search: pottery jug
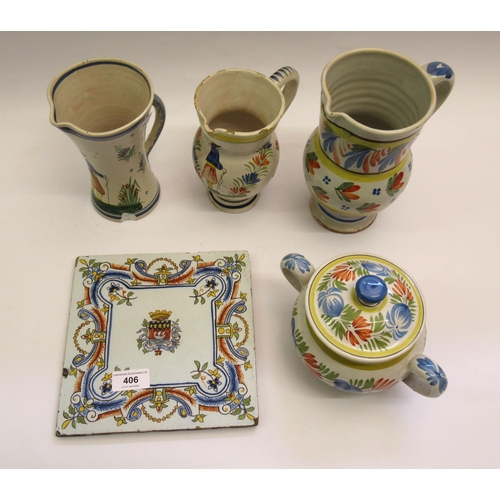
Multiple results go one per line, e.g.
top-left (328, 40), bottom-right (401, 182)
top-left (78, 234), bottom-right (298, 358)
top-left (48, 59), bottom-right (166, 221)
top-left (281, 253), bottom-right (447, 397)
top-left (304, 49), bottom-right (454, 232)
top-left (193, 67), bottom-right (299, 212)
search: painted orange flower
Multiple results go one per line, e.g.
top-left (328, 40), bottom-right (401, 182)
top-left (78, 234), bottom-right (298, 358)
top-left (230, 186), bottom-right (250, 195)
top-left (389, 172), bottom-right (405, 191)
top-left (252, 152), bottom-right (270, 167)
top-left (345, 316), bottom-right (372, 346)
top-left (302, 353), bottom-right (321, 378)
top-left (333, 140), bottom-right (351, 165)
top-left (362, 148), bottom-right (390, 173)
top-left (373, 378), bottom-right (397, 391)
top-left (331, 263), bottom-right (357, 281)
top-left (336, 183), bottom-right (360, 201)
top-left (307, 158), bottom-right (321, 175)
top-left (393, 280), bottom-right (413, 301)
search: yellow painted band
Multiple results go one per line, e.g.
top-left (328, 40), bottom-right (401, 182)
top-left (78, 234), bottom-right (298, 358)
top-left (308, 254), bottom-right (424, 360)
top-left (313, 133), bottom-right (409, 182)
top-left (307, 320), bottom-right (411, 370)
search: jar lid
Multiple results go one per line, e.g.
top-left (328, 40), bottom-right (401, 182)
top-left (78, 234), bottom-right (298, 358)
top-left (306, 254), bottom-right (424, 363)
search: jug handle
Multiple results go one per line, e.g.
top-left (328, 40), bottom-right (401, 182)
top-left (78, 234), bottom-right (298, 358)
top-left (403, 354), bottom-right (448, 398)
top-left (145, 94), bottom-right (166, 157)
top-left (422, 62), bottom-right (455, 112)
top-left (270, 67), bottom-right (300, 113)
top-left (280, 253), bottom-right (315, 292)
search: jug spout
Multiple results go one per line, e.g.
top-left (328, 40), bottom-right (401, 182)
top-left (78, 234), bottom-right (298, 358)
top-left (47, 59), bottom-right (166, 221)
top-left (194, 67), bottom-right (299, 143)
top-left (320, 49), bottom-right (454, 142)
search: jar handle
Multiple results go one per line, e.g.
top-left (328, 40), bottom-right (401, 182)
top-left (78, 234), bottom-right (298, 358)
top-left (269, 67), bottom-right (300, 113)
top-left (280, 254), bottom-right (315, 292)
top-left (403, 354), bottom-right (448, 398)
top-left (422, 62), bottom-right (455, 112)
top-left (145, 94), bottom-right (166, 157)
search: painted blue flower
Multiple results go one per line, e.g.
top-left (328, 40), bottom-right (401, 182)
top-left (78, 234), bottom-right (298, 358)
top-left (100, 381), bottom-right (112, 395)
top-left (263, 141), bottom-right (272, 150)
top-left (426, 62), bottom-right (454, 79)
top-left (323, 176), bottom-right (331, 185)
top-left (208, 377), bottom-right (221, 391)
top-left (242, 172), bottom-right (260, 185)
top-left (282, 254), bottom-right (311, 274)
top-left (417, 357), bottom-right (448, 394)
top-left (205, 278), bottom-right (217, 289)
top-left (334, 379), bottom-right (363, 393)
top-left (360, 261), bottom-right (390, 276)
top-left (386, 303), bottom-right (412, 340)
top-left (317, 287), bottom-right (344, 317)
top-left (372, 188), bottom-right (381, 195)
top-left (321, 130), bottom-right (338, 153)
top-left (107, 283), bottom-right (121, 294)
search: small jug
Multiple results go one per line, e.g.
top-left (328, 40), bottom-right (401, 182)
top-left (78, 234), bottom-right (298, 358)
top-left (281, 253), bottom-right (448, 397)
top-left (303, 49), bottom-right (454, 232)
top-left (48, 59), bottom-right (166, 221)
top-left (193, 67), bottom-right (299, 212)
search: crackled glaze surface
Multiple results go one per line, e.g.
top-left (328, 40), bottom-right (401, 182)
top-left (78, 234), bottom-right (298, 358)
top-left (57, 251), bottom-right (258, 436)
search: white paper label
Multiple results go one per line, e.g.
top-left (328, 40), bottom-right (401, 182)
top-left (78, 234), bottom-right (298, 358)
top-left (112, 369), bottom-right (150, 391)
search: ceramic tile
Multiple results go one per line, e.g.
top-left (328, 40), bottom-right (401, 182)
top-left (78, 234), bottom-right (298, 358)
top-left (56, 251), bottom-right (258, 436)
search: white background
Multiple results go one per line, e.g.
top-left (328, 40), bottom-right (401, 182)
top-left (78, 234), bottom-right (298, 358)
top-left (1, 31), bottom-right (499, 469)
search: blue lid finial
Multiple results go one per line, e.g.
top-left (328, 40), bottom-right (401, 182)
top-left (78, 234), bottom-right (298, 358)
top-left (355, 275), bottom-right (388, 307)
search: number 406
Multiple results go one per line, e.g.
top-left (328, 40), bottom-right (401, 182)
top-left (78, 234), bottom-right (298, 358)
top-left (123, 376), bottom-right (139, 384)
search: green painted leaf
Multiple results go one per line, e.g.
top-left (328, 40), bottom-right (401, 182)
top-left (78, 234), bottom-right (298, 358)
top-left (371, 312), bottom-right (385, 333)
top-left (362, 378), bottom-right (375, 390)
top-left (341, 305), bottom-right (360, 322)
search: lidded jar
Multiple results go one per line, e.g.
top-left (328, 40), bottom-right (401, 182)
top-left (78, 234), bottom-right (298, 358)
top-left (281, 253), bottom-right (447, 397)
